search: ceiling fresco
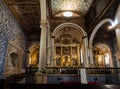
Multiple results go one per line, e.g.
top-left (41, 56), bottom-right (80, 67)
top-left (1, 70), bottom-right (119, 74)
top-left (51, 0), bottom-right (93, 16)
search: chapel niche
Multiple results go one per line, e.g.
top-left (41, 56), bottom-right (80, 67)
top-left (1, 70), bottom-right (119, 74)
top-left (29, 44), bottom-right (39, 67)
top-left (10, 52), bottom-right (19, 67)
top-left (93, 44), bottom-right (112, 68)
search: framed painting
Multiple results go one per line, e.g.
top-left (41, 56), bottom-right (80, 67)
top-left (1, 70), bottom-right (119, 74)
top-left (62, 47), bottom-right (70, 55)
top-left (72, 47), bottom-right (77, 55)
top-left (56, 47), bottom-right (61, 55)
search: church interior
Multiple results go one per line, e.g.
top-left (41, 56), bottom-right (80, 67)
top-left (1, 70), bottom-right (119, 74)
top-left (1, 0), bottom-right (120, 88)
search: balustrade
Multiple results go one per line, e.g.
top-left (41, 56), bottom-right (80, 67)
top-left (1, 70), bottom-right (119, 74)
top-left (25, 66), bottom-right (120, 76)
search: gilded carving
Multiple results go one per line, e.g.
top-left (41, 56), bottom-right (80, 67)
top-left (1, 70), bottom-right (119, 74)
top-left (54, 26), bottom-right (81, 67)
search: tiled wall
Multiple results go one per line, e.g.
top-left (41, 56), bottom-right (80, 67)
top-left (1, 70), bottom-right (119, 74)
top-left (0, 1), bottom-right (26, 78)
top-left (87, 76), bottom-right (119, 84)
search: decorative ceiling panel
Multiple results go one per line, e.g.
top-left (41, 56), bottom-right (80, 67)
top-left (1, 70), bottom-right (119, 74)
top-left (51, 0), bottom-right (93, 16)
top-left (54, 26), bottom-right (83, 43)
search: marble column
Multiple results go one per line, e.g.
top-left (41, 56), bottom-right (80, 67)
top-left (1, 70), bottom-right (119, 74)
top-left (35, 0), bottom-right (47, 84)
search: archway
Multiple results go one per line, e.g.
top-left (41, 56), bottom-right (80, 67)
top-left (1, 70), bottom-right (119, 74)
top-left (52, 23), bottom-right (89, 67)
top-left (89, 18), bottom-right (113, 65)
top-left (28, 44), bottom-right (39, 66)
top-left (93, 44), bottom-right (113, 67)
top-left (10, 52), bottom-right (19, 67)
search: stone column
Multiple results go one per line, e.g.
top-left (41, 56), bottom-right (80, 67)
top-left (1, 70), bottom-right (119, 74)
top-left (51, 36), bottom-right (55, 66)
top-left (28, 51), bottom-right (31, 66)
top-left (35, 0), bottom-right (47, 84)
top-left (70, 46), bottom-right (72, 66)
top-left (89, 46), bottom-right (94, 67)
top-left (46, 21), bottom-right (51, 67)
top-left (115, 28), bottom-right (120, 67)
top-left (83, 35), bottom-right (89, 67)
top-left (80, 44), bottom-right (84, 67)
top-left (77, 44), bottom-right (80, 66)
top-left (116, 28), bottom-right (120, 50)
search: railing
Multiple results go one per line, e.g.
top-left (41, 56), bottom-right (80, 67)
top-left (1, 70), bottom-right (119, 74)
top-left (26, 67), bottom-right (38, 74)
top-left (25, 66), bottom-right (120, 75)
top-left (46, 67), bottom-right (80, 74)
top-left (25, 67), bottom-right (120, 84)
top-left (86, 68), bottom-right (120, 75)
top-left (47, 67), bottom-right (120, 75)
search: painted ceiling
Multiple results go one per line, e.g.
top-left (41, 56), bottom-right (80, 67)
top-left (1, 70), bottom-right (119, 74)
top-left (4, 0), bottom-right (115, 42)
top-left (51, 0), bottom-right (93, 16)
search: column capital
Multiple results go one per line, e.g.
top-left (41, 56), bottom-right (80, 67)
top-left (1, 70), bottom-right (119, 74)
top-left (82, 36), bottom-right (87, 39)
top-left (40, 20), bottom-right (47, 27)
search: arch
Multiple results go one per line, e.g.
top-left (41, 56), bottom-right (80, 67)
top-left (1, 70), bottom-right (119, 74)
top-left (89, 18), bottom-right (113, 65)
top-left (89, 18), bottom-right (113, 47)
top-left (52, 23), bottom-right (89, 67)
top-left (53, 22), bottom-right (87, 36)
top-left (28, 43), bottom-right (40, 66)
top-left (93, 43), bottom-right (113, 67)
top-left (29, 43), bottom-right (39, 53)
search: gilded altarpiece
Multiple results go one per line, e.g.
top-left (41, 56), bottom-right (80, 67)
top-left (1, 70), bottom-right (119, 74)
top-left (55, 35), bottom-right (80, 67)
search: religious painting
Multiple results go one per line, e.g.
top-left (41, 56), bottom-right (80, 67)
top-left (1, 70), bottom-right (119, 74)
top-left (72, 47), bottom-right (77, 55)
top-left (72, 58), bottom-right (77, 66)
top-left (62, 47), bottom-right (70, 55)
top-left (56, 47), bottom-right (61, 55)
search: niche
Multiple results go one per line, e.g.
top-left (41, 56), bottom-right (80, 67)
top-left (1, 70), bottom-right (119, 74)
top-left (10, 53), bottom-right (19, 67)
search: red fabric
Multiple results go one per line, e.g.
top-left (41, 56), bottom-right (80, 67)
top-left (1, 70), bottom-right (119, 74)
top-left (61, 82), bottom-right (81, 85)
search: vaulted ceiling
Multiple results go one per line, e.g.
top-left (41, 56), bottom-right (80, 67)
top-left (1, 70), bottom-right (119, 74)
top-left (4, 0), bottom-right (116, 42)
top-left (4, 0), bottom-right (40, 41)
top-left (50, 0), bottom-right (93, 18)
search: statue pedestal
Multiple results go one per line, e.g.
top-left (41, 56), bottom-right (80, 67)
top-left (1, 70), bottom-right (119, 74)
top-left (35, 71), bottom-right (47, 84)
